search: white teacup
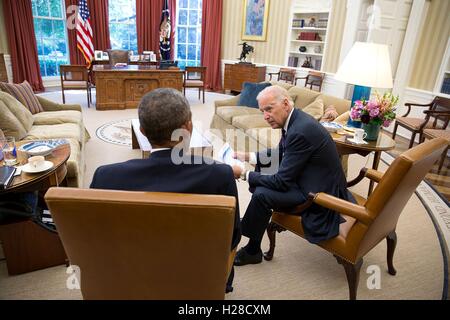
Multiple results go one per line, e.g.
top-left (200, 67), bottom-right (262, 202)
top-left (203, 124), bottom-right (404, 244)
top-left (28, 156), bottom-right (45, 169)
top-left (354, 128), bottom-right (367, 143)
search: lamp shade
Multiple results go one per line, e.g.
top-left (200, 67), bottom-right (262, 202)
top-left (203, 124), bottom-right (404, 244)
top-left (335, 42), bottom-right (393, 88)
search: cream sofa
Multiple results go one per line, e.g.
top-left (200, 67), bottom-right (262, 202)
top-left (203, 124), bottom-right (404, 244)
top-left (0, 91), bottom-right (89, 187)
top-left (210, 81), bottom-right (351, 152)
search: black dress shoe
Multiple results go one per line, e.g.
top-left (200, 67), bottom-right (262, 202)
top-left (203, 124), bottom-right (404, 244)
top-left (234, 247), bottom-right (263, 266)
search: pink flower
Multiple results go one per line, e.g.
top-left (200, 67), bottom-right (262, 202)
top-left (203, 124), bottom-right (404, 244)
top-left (369, 108), bottom-right (380, 117)
top-left (383, 120), bottom-right (391, 127)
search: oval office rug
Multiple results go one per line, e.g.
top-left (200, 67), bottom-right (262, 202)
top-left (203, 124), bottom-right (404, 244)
top-left (96, 119), bottom-right (132, 146)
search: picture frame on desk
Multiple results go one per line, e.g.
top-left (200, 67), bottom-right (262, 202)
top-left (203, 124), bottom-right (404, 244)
top-left (94, 50), bottom-right (103, 61)
top-left (241, 0), bottom-right (270, 41)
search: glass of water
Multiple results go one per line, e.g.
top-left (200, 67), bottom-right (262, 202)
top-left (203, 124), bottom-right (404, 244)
top-left (2, 136), bottom-right (17, 166)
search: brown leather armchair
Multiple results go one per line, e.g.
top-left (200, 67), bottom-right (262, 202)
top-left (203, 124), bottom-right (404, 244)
top-left (392, 96), bottom-right (450, 148)
top-left (45, 188), bottom-right (236, 300)
top-left (107, 49), bottom-right (129, 65)
top-left (263, 138), bottom-right (448, 300)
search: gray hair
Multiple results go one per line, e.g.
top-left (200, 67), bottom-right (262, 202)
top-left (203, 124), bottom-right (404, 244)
top-left (138, 88), bottom-right (191, 145)
top-left (257, 85), bottom-right (294, 108)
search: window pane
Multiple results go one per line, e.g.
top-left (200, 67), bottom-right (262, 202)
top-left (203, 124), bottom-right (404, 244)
top-left (178, 10), bottom-right (188, 25)
top-left (189, 0), bottom-right (198, 10)
top-left (178, 44), bottom-right (187, 59)
top-left (109, 0), bottom-right (137, 52)
top-left (187, 45), bottom-right (196, 60)
top-left (36, 0), bottom-right (49, 16)
top-left (177, 27), bottom-right (187, 43)
top-left (53, 20), bottom-right (65, 39)
top-left (41, 19), bottom-right (53, 37)
top-left (179, 0), bottom-right (188, 9)
top-left (189, 10), bottom-right (198, 25)
top-left (50, 0), bottom-right (62, 18)
top-left (34, 18), bottom-right (41, 34)
top-left (188, 28), bottom-right (196, 44)
top-left (46, 58), bottom-right (57, 76)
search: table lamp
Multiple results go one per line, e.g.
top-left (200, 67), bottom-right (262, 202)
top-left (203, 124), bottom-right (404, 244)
top-left (335, 42), bottom-right (393, 127)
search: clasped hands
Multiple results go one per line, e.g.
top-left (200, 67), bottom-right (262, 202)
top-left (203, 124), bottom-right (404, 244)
top-left (231, 151), bottom-right (250, 180)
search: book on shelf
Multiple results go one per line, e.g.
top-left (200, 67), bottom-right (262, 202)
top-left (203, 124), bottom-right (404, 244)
top-left (288, 56), bottom-right (299, 68)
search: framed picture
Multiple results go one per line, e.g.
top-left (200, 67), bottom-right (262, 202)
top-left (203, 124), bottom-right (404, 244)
top-left (94, 50), bottom-right (103, 61)
top-left (241, 0), bottom-right (270, 41)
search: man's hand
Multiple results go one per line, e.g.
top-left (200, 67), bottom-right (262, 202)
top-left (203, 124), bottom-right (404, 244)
top-left (233, 152), bottom-right (250, 162)
top-left (232, 165), bottom-right (244, 179)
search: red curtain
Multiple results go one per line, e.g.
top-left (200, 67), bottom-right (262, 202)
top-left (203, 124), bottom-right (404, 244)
top-left (201, 0), bottom-right (223, 91)
top-left (2, 0), bottom-right (44, 92)
top-left (136, 0), bottom-right (176, 59)
top-left (88, 0), bottom-right (111, 51)
top-left (65, 0), bottom-right (85, 65)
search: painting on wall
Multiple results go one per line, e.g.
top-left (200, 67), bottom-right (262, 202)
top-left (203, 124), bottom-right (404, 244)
top-left (241, 0), bottom-right (270, 41)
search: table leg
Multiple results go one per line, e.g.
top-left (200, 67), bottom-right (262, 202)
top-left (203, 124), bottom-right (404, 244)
top-left (368, 151), bottom-right (381, 196)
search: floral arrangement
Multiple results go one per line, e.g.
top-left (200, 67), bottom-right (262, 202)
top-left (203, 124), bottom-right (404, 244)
top-left (350, 92), bottom-right (399, 127)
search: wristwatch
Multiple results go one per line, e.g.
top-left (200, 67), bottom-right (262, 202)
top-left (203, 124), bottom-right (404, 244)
top-left (240, 170), bottom-right (247, 181)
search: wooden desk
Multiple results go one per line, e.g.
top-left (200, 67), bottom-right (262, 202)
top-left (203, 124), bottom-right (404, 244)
top-left (0, 143), bottom-right (70, 275)
top-left (331, 131), bottom-right (396, 195)
top-left (93, 65), bottom-right (184, 110)
top-left (224, 63), bottom-right (266, 92)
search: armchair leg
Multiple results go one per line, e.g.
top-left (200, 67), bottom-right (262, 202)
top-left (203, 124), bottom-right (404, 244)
top-left (263, 222), bottom-right (285, 261)
top-left (203, 88), bottom-right (205, 104)
top-left (392, 123), bottom-right (398, 140)
top-left (386, 231), bottom-right (397, 276)
top-left (409, 132), bottom-right (416, 149)
top-left (437, 146), bottom-right (448, 174)
top-left (335, 256), bottom-right (363, 300)
top-left (62, 89), bottom-right (66, 104)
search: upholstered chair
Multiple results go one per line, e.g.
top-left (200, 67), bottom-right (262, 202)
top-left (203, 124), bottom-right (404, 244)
top-left (45, 188), bottom-right (236, 300)
top-left (264, 138), bottom-right (448, 300)
top-left (183, 66), bottom-right (207, 103)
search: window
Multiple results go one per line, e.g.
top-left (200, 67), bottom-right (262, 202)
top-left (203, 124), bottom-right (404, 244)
top-left (32, 0), bottom-right (69, 77)
top-left (176, 0), bottom-right (202, 70)
top-left (109, 0), bottom-right (137, 53)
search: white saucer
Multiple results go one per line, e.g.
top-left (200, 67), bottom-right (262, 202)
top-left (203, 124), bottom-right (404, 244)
top-left (21, 161), bottom-right (54, 173)
top-left (347, 138), bottom-right (368, 145)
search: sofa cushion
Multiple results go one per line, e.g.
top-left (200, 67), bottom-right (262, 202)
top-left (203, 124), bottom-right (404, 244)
top-left (238, 82), bottom-right (272, 108)
top-left (24, 123), bottom-right (83, 145)
top-left (0, 91), bottom-right (34, 133)
top-left (232, 114), bottom-right (269, 131)
top-left (216, 106), bottom-right (262, 124)
top-left (32, 110), bottom-right (83, 126)
top-left (64, 138), bottom-right (81, 182)
top-left (302, 98), bottom-right (324, 120)
top-left (289, 86), bottom-right (321, 109)
top-left (270, 81), bottom-right (294, 91)
top-left (0, 81), bottom-right (44, 114)
top-left (0, 100), bottom-right (28, 140)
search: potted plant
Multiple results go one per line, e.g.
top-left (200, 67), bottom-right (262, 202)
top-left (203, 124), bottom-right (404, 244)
top-left (350, 92), bottom-right (398, 140)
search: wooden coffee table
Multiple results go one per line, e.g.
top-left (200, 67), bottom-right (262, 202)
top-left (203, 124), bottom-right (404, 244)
top-left (0, 142), bottom-right (70, 275)
top-left (131, 119), bottom-right (213, 158)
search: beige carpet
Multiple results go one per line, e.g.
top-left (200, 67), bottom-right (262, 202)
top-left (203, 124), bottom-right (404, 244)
top-left (0, 89), bottom-right (445, 300)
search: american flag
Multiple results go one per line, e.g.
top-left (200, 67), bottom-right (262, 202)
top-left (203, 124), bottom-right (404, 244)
top-left (76, 0), bottom-right (94, 65)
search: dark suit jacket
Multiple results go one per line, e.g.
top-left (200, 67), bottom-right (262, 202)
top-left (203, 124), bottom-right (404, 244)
top-left (249, 109), bottom-right (351, 244)
top-left (90, 149), bottom-right (241, 249)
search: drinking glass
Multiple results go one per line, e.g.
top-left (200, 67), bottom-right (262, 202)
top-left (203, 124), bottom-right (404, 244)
top-left (2, 136), bottom-right (17, 166)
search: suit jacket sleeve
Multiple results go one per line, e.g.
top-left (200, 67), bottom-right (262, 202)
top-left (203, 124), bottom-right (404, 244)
top-left (249, 132), bottom-right (315, 191)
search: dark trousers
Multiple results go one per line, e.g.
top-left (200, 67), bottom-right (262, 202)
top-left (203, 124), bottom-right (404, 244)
top-left (241, 186), bottom-right (305, 244)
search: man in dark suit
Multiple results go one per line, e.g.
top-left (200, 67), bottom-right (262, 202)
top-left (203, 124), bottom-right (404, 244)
top-left (90, 88), bottom-right (241, 292)
top-left (232, 85), bottom-right (352, 266)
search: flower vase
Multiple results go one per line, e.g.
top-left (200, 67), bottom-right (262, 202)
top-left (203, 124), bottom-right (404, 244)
top-left (362, 122), bottom-right (381, 141)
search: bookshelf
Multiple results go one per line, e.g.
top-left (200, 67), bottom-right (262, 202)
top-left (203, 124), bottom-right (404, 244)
top-left (287, 10), bottom-right (329, 71)
top-left (435, 37), bottom-right (450, 97)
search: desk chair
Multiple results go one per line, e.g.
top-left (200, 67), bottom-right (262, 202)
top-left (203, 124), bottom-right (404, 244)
top-left (267, 68), bottom-right (297, 84)
top-left (45, 188), bottom-right (236, 300)
top-left (392, 96), bottom-right (450, 148)
top-left (184, 66), bottom-right (206, 103)
top-left (59, 65), bottom-right (93, 108)
top-left (295, 70), bottom-right (325, 92)
top-left (263, 138), bottom-right (448, 300)
top-left (107, 49), bottom-right (129, 65)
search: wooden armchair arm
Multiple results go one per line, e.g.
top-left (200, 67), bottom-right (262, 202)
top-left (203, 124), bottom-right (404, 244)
top-left (401, 101), bottom-right (433, 117)
top-left (267, 72), bottom-right (279, 81)
top-left (347, 168), bottom-right (384, 187)
top-left (423, 110), bottom-right (450, 116)
top-left (310, 192), bottom-right (373, 226)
